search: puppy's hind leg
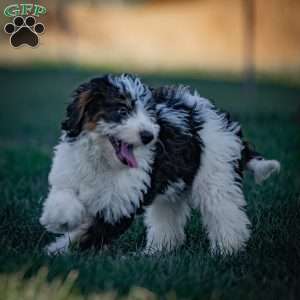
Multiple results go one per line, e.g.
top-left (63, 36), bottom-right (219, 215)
top-left (192, 119), bottom-right (251, 255)
top-left (144, 196), bottom-right (190, 255)
top-left (193, 182), bottom-right (250, 255)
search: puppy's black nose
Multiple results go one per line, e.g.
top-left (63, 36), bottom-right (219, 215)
top-left (140, 130), bottom-right (154, 145)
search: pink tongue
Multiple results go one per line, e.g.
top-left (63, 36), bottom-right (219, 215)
top-left (119, 142), bottom-right (138, 168)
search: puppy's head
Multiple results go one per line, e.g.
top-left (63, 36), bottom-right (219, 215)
top-left (62, 74), bottom-right (159, 168)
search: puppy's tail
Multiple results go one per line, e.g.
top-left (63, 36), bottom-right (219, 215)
top-left (243, 142), bottom-right (280, 184)
top-left (247, 157), bottom-right (280, 184)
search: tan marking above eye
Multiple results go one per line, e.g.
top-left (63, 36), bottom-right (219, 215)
top-left (83, 121), bottom-right (97, 131)
top-left (83, 111), bottom-right (105, 129)
top-left (76, 90), bottom-right (93, 124)
top-left (79, 90), bottom-right (92, 106)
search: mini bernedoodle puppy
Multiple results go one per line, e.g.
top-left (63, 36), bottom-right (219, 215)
top-left (40, 73), bottom-right (280, 255)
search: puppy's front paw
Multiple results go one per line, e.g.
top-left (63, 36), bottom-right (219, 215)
top-left (40, 203), bottom-right (84, 233)
top-left (40, 191), bottom-right (85, 233)
top-left (45, 236), bottom-right (70, 256)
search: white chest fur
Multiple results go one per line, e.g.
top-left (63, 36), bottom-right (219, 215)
top-left (49, 134), bottom-right (154, 223)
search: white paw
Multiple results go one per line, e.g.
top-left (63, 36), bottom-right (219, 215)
top-left (143, 234), bottom-right (185, 255)
top-left (45, 235), bottom-right (70, 255)
top-left (209, 224), bottom-right (251, 255)
top-left (142, 246), bottom-right (160, 256)
top-left (40, 194), bottom-right (85, 234)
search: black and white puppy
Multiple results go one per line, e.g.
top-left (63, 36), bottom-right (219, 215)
top-left (40, 74), bottom-right (280, 255)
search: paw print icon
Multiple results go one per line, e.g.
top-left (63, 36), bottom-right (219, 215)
top-left (4, 16), bottom-right (45, 48)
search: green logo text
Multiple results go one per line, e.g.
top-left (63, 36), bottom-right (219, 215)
top-left (4, 4), bottom-right (47, 17)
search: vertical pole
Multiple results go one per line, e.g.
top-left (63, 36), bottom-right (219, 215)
top-left (243, 0), bottom-right (256, 92)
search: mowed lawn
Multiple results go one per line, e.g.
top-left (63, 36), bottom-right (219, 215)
top-left (0, 67), bottom-right (299, 300)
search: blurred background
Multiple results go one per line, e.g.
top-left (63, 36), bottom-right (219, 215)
top-left (0, 0), bottom-right (300, 82)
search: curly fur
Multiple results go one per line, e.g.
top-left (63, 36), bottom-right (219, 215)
top-left (40, 74), bottom-right (280, 255)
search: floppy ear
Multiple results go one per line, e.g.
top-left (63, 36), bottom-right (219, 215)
top-left (61, 82), bottom-right (93, 138)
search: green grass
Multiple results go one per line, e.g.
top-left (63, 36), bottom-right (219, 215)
top-left (0, 66), bottom-right (299, 300)
top-left (0, 268), bottom-right (157, 300)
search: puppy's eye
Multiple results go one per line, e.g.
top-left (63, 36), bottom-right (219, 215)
top-left (117, 107), bottom-right (128, 117)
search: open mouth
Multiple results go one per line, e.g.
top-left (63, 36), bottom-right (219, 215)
top-left (109, 137), bottom-right (138, 168)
